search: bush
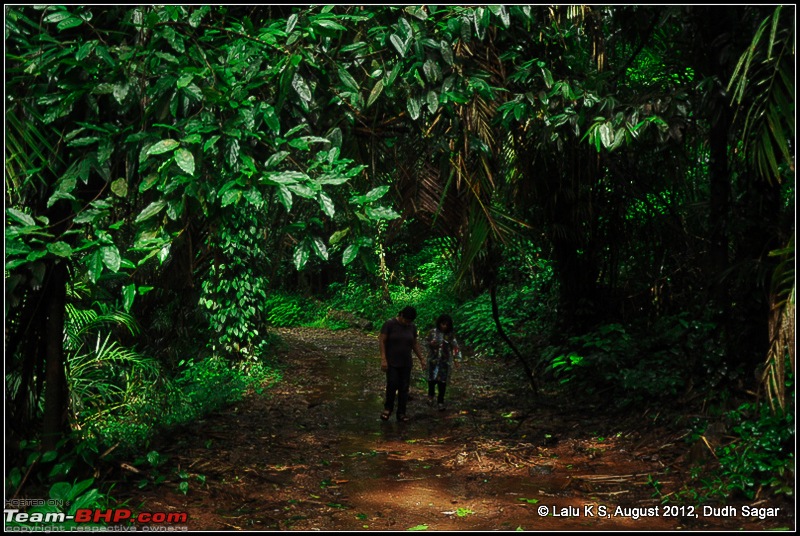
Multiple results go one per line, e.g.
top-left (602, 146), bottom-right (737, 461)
top-left (680, 402), bottom-right (795, 502)
top-left (263, 292), bottom-right (322, 327)
top-left (714, 402), bottom-right (795, 500)
top-left (542, 314), bottom-right (721, 408)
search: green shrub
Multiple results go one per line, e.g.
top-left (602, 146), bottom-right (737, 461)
top-left (679, 402), bottom-right (795, 503)
top-left (263, 292), bottom-right (322, 327)
top-left (714, 402), bottom-right (794, 500)
top-left (543, 314), bottom-right (718, 408)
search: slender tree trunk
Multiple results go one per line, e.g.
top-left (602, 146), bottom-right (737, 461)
top-left (708, 103), bottom-right (732, 303)
top-left (486, 239), bottom-right (538, 395)
top-left (490, 283), bottom-right (538, 395)
top-left (42, 261), bottom-right (69, 450)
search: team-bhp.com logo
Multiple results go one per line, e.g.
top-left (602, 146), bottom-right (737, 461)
top-left (5, 508), bottom-right (188, 530)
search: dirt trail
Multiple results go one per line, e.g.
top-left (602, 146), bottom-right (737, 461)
top-left (122, 327), bottom-right (793, 531)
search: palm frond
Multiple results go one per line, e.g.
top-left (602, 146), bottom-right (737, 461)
top-left (68, 332), bottom-right (161, 422)
top-left (728, 6), bottom-right (795, 184)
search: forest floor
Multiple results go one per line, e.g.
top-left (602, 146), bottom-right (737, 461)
top-left (120, 327), bottom-right (794, 531)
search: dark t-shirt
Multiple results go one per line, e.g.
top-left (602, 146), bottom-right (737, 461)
top-left (380, 317), bottom-right (417, 368)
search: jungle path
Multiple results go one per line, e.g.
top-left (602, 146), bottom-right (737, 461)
top-left (123, 327), bottom-right (792, 531)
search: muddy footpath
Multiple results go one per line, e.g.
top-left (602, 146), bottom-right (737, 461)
top-left (122, 327), bottom-right (794, 531)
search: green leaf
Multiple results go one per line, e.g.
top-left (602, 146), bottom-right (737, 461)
top-left (286, 13), bottom-right (298, 33)
top-left (203, 135), bottom-right (221, 152)
top-left (318, 192), bottom-right (335, 218)
top-left (113, 82), bottom-right (130, 104)
top-left (46, 242), bottom-right (73, 258)
top-left (494, 5), bottom-right (510, 27)
top-left (57, 17), bottom-right (84, 31)
top-left (139, 173), bottom-right (160, 193)
top-left (294, 242), bottom-right (310, 270)
top-left (365, 205), bottom-right (400, 221)
top-left (69, 479), bottom-right (95, 501)
top-left (243, 188), bottom-right (264, 208)
top-left (67, 136), bottom-right (100, 147)
top-left (311, 236), bottom-right (329, 260)
top-left (123, 283), bottom-right (136, 313)
top-left (286, 183), bottom-right (316, 199)
top-left (405, 6), bottom-right (428, 20)
top-left (407, 96), bottom-right (421, 120)
top-left (426, 90), bottom-right (439, 114)
top-left (342, 243), bottom-right (359, 265)
top-left (265, 151), bottom-right (291, 169)
top-left (292, 74), bottom-right (312, 102)
top-left (43, 11), bottom-right (72, 24)
top-left (176, 72), bottom-right (194, 89)
top-left (314, 19), bottom-right (346, 31)
top-left (175, 148), bottom-right (195, 176)
top-left (277, 185), bottom-right (293, 211)
top-left (338, 67), bottom-right (360, 92)
top-left (158, 244), bottom-right (171, 265)
top-left (264, 170), bottom-right (306, 184)
top-left (221, 189), bottom-right (241, 207)
top-left (365, 185), bottom-right (390, 202)
top-left (329, 228), bottom-right (349, 245)
top-left (389, 34), bottom-right (406, 56)
top-left (134, 200), bottom-right (167, 223)
top-left (49, 482), bottom-right (73, 502)
top-left (423, 59), bottom-right (441, 83)
top-left (407, 525), bottom-right (428, 531)
top-left (87, 250), bottom-right (103, 283)
top-left (541, 67), bottom-right (554, 89)
top-left (367, 79), bottom-right (384, 108)
top-left (226, 138), bottom-right (240, 168)
top-left (101, 245), bottom-right (121, 272)
top-left (7, 208), bottom-right (36, 227)
top-left (440, 40), bottom-right (454, 66)
top-left (599, 122), bottom-right (614, 148)
top-left (147, 139), bottom-right (180, 156)
top-left (111, 178), bottom-right (128, 197)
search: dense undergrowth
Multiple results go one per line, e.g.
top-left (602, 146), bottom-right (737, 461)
top-left (5, 240), bottom-right (793, 523)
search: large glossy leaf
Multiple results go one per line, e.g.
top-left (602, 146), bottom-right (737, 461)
top-left (342, 243), bottom-right (359, 265)
top-left (293, 241), bottom-right (310, 270)
top-left (146, 139), bottom-right (180, 156)
top-left (7, 208), bottom-right (36, 227)
top-left (101, 245), bottom-right (121, 272)
top-left (134, 200), bottom-right (167, 223)
top-left (87, 249), bottom-right (104, 283)
top-left (338, 67), bottom-right (360, 92)
top-left (318, 192), bottom-right (335, 218)
top-left (122, 284), bottom-right (135, 312)
top-left (311, 236), bottom-right (329, 260)
top-left (46, 242), bottom-right (73, 258)
top-left (365, 185), bottom-right (390, 202)
top-left (175, 148), bottom-right (195, 176)
top-left (389, 34), bottom-right (406, 56)
top-left (365, 205), bottom-right (400, 221)
top-left (292, 74), bottom-right (312, 102)
top-left (277, 185), bottom-right (293, 211)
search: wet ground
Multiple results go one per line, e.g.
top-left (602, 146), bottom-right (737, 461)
top-left (122, 327), bottom-right (794, 531)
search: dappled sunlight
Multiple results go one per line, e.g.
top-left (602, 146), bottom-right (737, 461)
top-left (118, 327), bottom-right (793, 531)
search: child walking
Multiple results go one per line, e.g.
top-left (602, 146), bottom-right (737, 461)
top-left (425, 314), bottom-right (461, 411)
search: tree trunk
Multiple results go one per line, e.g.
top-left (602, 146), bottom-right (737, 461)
top-left (490, 282), bottom-right (538, 395)
top-left (42, 261), bottom-right (69, 450)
